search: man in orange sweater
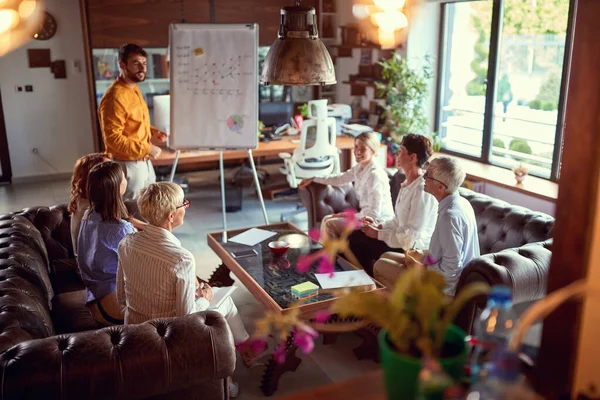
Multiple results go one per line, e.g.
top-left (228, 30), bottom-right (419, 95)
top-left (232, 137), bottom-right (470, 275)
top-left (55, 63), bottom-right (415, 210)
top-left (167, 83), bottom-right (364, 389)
top-left (98, 44), bottom-right (168, 199)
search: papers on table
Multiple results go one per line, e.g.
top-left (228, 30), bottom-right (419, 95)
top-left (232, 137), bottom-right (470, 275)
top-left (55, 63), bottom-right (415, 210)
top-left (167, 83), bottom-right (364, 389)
top-left (208, 286), bottom-right (237, 309)
top-left (229, 228), bottom-right (276, 247)
top-left (315, 270), bottom-right (375, 290)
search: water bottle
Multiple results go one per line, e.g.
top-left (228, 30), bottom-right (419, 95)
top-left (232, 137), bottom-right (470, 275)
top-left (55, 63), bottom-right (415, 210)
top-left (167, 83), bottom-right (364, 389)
top-left (466, 350), bottom-right (523, 400)
top-left (470, 285), bottom-right (516, 384)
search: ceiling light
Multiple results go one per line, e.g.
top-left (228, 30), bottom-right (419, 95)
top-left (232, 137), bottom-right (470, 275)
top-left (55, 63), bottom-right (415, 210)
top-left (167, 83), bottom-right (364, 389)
top-left (260, 0), bottom-right (336, 86)
top-left (371, 10), bottom-right (408, 32)
top-left (373, 0), bottom-right (405, 12)
top-left (352, 4), bottom-right (370, 20)
top-left (0, 0), bottom-right (44, 56)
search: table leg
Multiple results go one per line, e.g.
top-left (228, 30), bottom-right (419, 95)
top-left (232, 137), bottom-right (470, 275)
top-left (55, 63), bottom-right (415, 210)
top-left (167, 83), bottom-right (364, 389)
top-left (260, 333), bottom-right (302, 396)
top-left (353, 324), bottom-right (381, 363)
top-left (207, 263), bottom-right (235, 287)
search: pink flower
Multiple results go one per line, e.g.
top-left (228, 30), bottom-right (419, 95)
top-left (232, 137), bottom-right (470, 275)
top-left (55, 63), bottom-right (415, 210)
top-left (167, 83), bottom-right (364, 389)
top-left (423, 253), bottom-right (436, 266)
top-left (314, 311), bottom-right (331, 323)
top-left (308, 228), bottom-right (321, 242)
top-left (317, 255), bottom-right (335, 276)
top-left (293, 325), bottom-right (318, 354)
top-left (273, 343), bottom-right (286, 364)
top-left (296, 251), bottom-right (323, 273)
top-left (343, 209), bottom-right (359, 230)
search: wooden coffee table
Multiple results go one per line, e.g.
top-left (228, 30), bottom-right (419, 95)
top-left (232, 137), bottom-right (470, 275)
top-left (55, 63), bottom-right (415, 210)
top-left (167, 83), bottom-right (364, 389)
top-left (207, 222), bottom-right (384, 396)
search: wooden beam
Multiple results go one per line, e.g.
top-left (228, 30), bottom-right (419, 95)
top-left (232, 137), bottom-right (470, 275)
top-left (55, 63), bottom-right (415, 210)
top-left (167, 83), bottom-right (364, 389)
top-left (534, 0), bottom-right (600, 397)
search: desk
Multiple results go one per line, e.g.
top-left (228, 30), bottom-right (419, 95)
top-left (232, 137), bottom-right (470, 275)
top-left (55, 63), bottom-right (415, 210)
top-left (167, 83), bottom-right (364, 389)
top-left (152, 136), bottom-right (357, 170)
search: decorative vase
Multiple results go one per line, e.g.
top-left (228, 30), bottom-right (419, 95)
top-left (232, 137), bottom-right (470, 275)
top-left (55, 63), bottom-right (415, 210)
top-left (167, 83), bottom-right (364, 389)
top-left (378, 325), bottom-right (467, 400)
top-left (515, 173), bottom-right (526, 184)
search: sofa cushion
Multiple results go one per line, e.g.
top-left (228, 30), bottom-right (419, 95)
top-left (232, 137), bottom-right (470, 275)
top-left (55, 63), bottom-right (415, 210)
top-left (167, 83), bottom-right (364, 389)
top-left (459, 188), bottom-right (554, 254)
top-left (52, 290), bottom-right (101, 334)
top-left (52, 258), bottom-right (85, 294)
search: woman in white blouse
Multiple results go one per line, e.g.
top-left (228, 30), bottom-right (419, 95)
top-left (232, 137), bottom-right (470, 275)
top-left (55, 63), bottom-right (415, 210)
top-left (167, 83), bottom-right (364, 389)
top-left (348, 133), bottom-right (438, 275)
top-left (299, 131), bottom-right (394, 241)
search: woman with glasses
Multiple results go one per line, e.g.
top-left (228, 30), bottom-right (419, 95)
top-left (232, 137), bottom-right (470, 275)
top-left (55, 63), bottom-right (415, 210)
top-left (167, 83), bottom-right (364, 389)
top-left (299, 131), bottom-right (394, 241)
top-left (348, 134), bottom-right (438, 275)
top-left (116, 183), bottom-right (252, 395)
top-left (77, 161), bottom-right (136, 325)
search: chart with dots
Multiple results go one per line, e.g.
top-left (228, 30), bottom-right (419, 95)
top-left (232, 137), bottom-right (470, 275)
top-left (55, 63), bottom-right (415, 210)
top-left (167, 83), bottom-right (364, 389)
top-left (169, 24), bottom-right (259, 150)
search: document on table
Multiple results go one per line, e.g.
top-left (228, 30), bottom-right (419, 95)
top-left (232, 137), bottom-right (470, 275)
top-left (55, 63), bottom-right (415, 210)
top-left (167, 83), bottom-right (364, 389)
top-left (208, 286), bottom-right (238, 309)
top-left (315, 270), bottom-right (375, 289)
top-left (229, 228), bottom-right (276, 246)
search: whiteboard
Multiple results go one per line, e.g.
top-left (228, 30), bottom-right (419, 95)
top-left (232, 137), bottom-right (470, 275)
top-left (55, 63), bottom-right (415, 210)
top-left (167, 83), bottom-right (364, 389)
top-left (169, 24), bottom-right (259, 150)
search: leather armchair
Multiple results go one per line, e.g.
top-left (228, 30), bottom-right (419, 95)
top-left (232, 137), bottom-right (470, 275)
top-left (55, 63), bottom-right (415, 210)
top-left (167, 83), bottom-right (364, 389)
top-left (0, 205), bottom-right (236, 399)
top-left (299, 176), bottom-right (555, 333)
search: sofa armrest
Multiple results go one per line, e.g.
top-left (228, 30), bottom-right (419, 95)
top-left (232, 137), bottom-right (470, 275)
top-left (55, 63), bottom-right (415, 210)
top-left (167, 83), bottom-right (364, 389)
top-left (454, 240), bottom-right (552, 334)
top-left (299, 182), bottom-right (359, 230)
top-left (0, 311), bottom-right (235, 400)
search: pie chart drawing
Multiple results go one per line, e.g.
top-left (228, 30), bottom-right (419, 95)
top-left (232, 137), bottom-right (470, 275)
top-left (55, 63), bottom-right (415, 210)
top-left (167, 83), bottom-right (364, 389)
top-left (226, 115), bottom-right (244, 133)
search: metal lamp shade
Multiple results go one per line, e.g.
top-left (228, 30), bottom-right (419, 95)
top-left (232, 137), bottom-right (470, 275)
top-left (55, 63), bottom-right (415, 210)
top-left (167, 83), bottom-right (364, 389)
top-left (260, 4), bottom-right (336, 86)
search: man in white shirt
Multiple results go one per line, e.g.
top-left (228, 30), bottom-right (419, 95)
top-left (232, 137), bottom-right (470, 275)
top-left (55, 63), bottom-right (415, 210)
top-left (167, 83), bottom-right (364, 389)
top-left (374, 156), bottom-right (480, 295)
top-left (348, 134), bottom-right (438, 275)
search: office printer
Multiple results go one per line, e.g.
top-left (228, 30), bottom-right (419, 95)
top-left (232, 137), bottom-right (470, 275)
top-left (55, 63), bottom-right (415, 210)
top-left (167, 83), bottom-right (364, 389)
top-left (327, 104), bottom-right (352, 135)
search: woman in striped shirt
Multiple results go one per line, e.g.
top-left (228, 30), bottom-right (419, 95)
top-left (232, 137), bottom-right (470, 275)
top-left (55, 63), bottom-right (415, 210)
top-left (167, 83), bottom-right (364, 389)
top-left (78, 161), bottom-right (135, 325)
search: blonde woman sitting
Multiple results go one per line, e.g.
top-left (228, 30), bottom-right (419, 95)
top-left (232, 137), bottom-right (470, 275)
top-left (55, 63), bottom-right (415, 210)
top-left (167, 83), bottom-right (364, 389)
top-left (299, 131), bottom-right (394, 241)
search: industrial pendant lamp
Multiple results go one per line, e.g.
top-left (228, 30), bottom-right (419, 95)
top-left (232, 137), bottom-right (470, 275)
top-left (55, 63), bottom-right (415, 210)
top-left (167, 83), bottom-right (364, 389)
top-left (261, 0), bottom-right (336, 86)
top-left (0, 0), bottom-right (45, 57)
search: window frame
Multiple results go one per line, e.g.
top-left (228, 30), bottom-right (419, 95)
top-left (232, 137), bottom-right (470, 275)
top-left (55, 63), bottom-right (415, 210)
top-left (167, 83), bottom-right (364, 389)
top-left (434, 0), bottom-right (577, 182)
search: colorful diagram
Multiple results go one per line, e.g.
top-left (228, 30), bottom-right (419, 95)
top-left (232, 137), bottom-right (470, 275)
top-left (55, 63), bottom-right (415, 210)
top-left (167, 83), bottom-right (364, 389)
top-left (226, 115), bottom-right (245, 133)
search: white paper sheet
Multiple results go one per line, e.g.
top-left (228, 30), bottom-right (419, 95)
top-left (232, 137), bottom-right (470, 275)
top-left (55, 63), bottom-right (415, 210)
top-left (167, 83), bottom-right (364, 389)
top-left (229, 228), bottom-right (276, 246)
top-left (208, 286), bottom-right (237, 309)
top-left (315, 270), bottom-right (375, 290)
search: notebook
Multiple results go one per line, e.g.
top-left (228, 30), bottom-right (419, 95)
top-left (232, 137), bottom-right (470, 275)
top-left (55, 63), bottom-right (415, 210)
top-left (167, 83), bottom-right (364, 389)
top-left (208, 286), bottom-right (238, 309)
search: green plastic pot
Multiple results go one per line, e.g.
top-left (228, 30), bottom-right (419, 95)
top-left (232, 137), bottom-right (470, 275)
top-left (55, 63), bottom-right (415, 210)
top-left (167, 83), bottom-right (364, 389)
top-left (378, 325), bottom-right (467, 400)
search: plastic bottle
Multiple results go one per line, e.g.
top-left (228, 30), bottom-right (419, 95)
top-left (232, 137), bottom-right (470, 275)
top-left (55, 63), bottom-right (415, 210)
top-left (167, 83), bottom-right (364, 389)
top-left (470, 285), bottom-right (516, 384)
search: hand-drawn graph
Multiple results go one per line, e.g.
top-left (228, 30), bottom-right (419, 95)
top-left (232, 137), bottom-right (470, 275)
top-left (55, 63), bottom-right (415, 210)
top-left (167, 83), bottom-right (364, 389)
top-left (174, 46), bottom-right (253, 97)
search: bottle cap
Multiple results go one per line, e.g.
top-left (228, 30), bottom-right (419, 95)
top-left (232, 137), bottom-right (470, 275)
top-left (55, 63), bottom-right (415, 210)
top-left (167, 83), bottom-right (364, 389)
top-left (488, 285), bottom-right (512, 303)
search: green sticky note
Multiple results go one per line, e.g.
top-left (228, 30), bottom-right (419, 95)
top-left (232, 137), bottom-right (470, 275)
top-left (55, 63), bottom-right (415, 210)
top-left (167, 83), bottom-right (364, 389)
top-left (291, 281), bottom-right (319, 296)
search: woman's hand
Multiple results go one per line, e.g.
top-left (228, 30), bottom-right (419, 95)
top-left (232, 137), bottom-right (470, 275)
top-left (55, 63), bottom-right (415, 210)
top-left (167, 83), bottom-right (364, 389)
top-left (361, 224), bottom-right (379, 239)
top-left (298, 178), bottom-right (314, 189)
top-left (361, 216), bottom-right (374, 227)
top-left (195, 281), bottom-right (213, 301)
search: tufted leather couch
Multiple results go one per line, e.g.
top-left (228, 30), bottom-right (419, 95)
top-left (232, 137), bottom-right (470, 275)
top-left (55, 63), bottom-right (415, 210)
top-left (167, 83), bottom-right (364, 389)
top-left (0, 205), bottom-right (236, 399)
top-left (299, 177), bottom-right (554, 333)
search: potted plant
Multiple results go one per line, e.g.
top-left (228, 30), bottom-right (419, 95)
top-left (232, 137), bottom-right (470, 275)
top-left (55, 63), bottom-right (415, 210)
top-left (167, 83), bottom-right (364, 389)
top-left (512, 163), bottom-right (528, 184)
top-left (331, 251), bottom-right (489, 399)
top-left (376, 53), bottom-right (433, 143)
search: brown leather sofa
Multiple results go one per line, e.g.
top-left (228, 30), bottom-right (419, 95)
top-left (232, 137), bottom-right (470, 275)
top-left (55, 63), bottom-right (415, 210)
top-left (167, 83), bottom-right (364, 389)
top-left (299, 177), bottom-right (554, 333)
top-left (0, 204), bottom-right (236, 399)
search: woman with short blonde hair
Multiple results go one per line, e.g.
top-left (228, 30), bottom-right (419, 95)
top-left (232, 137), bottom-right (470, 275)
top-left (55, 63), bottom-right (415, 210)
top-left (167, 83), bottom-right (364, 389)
top-left (299, 131), bottom-right (394, 241)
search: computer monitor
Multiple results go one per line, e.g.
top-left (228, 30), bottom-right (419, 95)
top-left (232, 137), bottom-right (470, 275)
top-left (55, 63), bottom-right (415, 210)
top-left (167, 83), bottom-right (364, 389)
top-left (259, 102), bottom-right (294, 127)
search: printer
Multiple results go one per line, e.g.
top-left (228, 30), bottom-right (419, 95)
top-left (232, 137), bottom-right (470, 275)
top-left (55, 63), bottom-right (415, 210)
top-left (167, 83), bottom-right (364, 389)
top-left (327, 104), bottom-right (352, 135)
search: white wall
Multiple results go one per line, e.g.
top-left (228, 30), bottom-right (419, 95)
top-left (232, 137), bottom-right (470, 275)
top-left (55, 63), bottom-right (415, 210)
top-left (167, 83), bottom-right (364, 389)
top-left (0, 0), bottom-right (94, 179)
top-left (406, 2), bottom-right (441, 134)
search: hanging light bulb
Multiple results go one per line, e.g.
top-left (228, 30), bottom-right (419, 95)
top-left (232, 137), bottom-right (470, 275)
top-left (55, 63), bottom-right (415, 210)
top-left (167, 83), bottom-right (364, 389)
top-left (373, 0), bottom-right (405, 12)
top-left (352, 4), bottom-right (370, 20)
top-left (261, 0), bottom-right (336, 86)
top-left (378, 30), bottom-right (396, 49)
top-left (371, 10), bottom-right (408, 32)
top-left (0, 0), bottom-right (44, 57)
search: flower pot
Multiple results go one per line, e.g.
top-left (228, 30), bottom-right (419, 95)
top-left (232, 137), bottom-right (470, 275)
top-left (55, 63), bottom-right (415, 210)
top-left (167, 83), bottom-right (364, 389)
top-left (378, 325), bottom-right (467, 400)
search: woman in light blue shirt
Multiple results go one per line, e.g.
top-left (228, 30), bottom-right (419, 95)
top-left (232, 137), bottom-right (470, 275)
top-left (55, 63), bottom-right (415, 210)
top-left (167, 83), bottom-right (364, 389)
top-left (78, 161), bottom-right (135, 325)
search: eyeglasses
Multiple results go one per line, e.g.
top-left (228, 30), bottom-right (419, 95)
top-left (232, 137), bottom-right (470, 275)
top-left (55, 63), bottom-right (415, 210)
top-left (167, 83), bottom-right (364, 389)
top-left (176, 198), bottom-right (191, 209)
top-left (423, 171), bottom-right (447, 188)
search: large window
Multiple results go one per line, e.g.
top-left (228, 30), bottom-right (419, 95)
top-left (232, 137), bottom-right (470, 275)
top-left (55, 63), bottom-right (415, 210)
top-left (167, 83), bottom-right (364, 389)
top-left (437, 0), bottom-right (572, 180)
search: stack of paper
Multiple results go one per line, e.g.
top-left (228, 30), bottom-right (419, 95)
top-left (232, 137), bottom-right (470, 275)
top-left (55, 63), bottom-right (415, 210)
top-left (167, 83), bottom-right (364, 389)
top-left (341, 123), bottom-right (373, 137)
top-left (315, 270), bottom-right (375, 290)
top-left (229, 228), bottom-right (276, 246)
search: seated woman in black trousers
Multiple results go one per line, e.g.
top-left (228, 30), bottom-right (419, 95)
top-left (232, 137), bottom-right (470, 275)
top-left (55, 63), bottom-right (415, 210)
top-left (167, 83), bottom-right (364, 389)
top-left (348, 134), bottom-right (438, 275)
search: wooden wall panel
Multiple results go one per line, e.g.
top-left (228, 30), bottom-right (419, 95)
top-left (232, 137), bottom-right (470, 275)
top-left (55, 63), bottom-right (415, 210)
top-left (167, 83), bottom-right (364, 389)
top-left (88, 0), bottom-right (210, 48)
top-left (88, 0), bottom-right (319, 48)
top-left (215, 0), bottom-right (318, 46)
